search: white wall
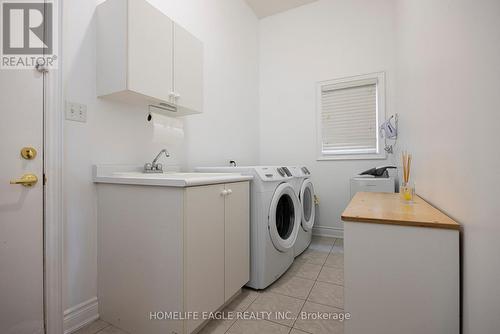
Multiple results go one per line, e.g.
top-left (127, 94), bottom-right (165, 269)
top-left (63, 0), bottom-right (258, 312)
top-left (395, 0), bottom-right (500, 332)
top-left (64, 0), bottom-right (500, 332)
top-left (258, 0), bottom-right (397, 235)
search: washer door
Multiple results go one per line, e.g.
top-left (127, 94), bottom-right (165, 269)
top-left (268, 183), bottom-right (301, 252)
top-left (300, 179), bottom-right (315, 232)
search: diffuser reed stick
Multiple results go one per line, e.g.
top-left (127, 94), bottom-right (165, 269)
top-left (402, 151), bottom-right (412, 183)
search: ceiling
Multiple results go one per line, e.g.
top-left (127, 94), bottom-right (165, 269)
top-left (244, 0), bottom-right (318, 18)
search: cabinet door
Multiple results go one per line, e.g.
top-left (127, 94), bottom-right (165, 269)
top-left (173, 23), bottom-right (203, 113)
top-left (184, 185), bottom-right (225, 333)
top-left (224, 182), bottom-right (250, 301)
top-left (128, 0), bottom-right (173, 102)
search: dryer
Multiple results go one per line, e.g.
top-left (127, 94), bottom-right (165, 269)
top-left (195, 166), bottom-right (301, 289)
top-left (289, 166), bottom-right (316, 257)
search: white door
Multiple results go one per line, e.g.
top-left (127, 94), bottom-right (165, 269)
top-left (0, 68), bottom-right (45, 333)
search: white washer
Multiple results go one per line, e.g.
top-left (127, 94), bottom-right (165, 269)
top-left (195, 166), bottom-right (301, 289)
top-left (289, 166), bottom-right (316, 257)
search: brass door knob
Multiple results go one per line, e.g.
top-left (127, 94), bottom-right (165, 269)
top-left (21, 147), bottom-right (37, 160)
top-left (10, 174), bottom-right (38, 187)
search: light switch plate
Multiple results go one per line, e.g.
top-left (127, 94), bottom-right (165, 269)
top-left (65, 101), bottom-right (87, 122)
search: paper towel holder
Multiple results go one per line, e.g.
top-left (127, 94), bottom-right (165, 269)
top-left (148, 103), bottom-right (178, 116)
top-left (146, 109), bottom-right (176, 122)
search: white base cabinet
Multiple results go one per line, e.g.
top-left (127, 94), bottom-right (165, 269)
top-left (97, 182), bottom-right (249, 334)
top-left (344, 223), bottom-right (460, 334)
top-left (342, 193), bottom-right (460, 334)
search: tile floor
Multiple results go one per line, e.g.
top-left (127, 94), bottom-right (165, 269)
top-left (75, 236), bottom-right (344, 334)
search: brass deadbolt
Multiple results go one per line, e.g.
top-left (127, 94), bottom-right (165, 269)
top-left (21, 147), bottom-right (37, 160)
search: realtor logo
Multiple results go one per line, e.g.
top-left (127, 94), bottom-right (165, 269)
top-left (1, 0), bottom-right (58, 69)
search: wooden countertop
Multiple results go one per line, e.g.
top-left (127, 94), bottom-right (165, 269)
top-left (341, 192), bottom-right (460, 230)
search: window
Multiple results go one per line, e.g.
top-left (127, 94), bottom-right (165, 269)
top-left (316, 72), bottom-right (386, 160)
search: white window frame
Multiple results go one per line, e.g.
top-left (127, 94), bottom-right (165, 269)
top-left (316, 72), bottom-right (386, 161)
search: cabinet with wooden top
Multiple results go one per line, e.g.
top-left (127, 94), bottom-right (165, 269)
top-left (341, 192), bottom-right (460, 334)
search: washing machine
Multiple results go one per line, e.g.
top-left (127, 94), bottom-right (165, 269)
top-left (289, 166), bottom-right (316, 257)
top-left (195, 166), bottom-right (301, 289)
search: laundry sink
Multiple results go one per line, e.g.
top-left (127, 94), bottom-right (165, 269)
top-left (112, 172), bottom-right (231, 179)
top-left (93, 165), bottom-right (253, 187)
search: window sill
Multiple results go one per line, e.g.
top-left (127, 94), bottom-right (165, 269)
top-left (317, 152), bottom-right (387, 161)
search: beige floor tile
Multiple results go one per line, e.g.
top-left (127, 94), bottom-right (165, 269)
top-left (247, 291), bottom-right (305, 327)
top-left (268, 274), bottom-right (315, 300)
top-left (311, 236), bottom-right (336, 246)
top-left (309, 236), bottom-right (335, 253)
top-left (96, 325), bottom-right (129, 334)
top-left (307, 243), bottom-right (333, 254)
top-left (227, 319), bottom-right (290, 334)
top-left (317, 266), bottom-right (344, 286)
top-left (74, 320), bottom-right (110, 334)
top-left (296, 249), bottom-right (328, 266)
top-left (286, 260), bottom-right (322, 280)
top-left (331, 239), bottom-right (343, 253)
top-left (324, 252), bottom-right (344, 268)
top-left (225, 288), bottom-right (260, 312)
top-left (307, 282), bottom-right (343, 309)
top-left (330, 247), bottom-right (343, 255)
top-left (290, 329), bottom-right (310, 334)
top-left (294, 302), bottom-right (344, 334)
top-left (199, 318), bottom-right (237, 334)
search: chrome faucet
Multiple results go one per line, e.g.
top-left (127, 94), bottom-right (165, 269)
top-left (144, 149), bottom-right (170, 173)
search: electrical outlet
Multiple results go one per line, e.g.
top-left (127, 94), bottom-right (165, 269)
top-left (65, 101), bottom-right (87, 123)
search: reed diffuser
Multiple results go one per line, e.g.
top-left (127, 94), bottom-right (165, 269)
top-left (400, 151), bottom-right (414, 202)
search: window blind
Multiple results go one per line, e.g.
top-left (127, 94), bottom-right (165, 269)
top-left (320, 79), bottom-right (378, 154)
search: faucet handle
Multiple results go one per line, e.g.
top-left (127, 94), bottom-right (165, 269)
top-left (154, 163), bottom-right (163, 172)
top-left (144, 162), bottom-right (163, 173)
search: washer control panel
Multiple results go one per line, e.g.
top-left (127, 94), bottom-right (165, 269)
top-left (277, 167), bottom-right (292, 177)
top-left (255, 167), bottom-right (294, 181)
top-left (288, 166), bottom-right (312, 177)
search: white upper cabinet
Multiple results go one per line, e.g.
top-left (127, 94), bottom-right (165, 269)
top-left (97, 0), bottom-right (203, 116)
top-left (173, 23), bottom-right (204, 115)
top-left (127, 0), bottom-right (173, 104)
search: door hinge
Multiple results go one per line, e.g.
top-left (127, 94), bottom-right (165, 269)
top-left (43, 174), bottom-right (47, 185)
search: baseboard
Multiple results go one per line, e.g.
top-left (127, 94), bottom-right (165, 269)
top-left (313, 224), bottom-right (344, 238)
top-left (63, 297), bottom-right (99, 334)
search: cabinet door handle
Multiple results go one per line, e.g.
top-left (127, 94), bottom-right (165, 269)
top-left (226, 189), bottom-right (233, 195)
top-left (221, 190), bottom-right (228, 196)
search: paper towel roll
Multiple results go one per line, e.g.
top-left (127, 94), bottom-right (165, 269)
top-left (149, 112), bottom-right (184, 145)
